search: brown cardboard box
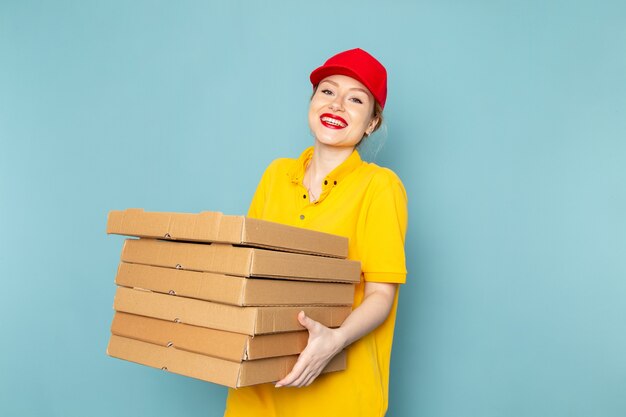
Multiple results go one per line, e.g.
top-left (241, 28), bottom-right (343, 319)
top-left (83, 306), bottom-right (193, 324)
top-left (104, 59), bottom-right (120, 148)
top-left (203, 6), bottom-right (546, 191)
top-left (111, 312), bottom-right (309, 360)
top-left (107, 209), bottom-right (348, 258)
top-left (107, 334), bottom-right (346, 388)
top-left (114, 286), bottom-right (351, 335)
top-left (116, 262), bottom-right (355, 306)
top-left (120, 238), bottom-right (361, 283)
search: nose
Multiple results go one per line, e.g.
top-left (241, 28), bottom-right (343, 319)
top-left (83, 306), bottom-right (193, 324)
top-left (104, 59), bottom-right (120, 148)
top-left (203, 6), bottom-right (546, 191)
top-left (329, 97), bottom-right (343, 112)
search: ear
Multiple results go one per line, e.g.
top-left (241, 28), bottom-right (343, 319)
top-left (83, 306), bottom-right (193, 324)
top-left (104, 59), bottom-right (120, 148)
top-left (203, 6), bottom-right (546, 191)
top-left (366, 115), bottom-right (380, 136)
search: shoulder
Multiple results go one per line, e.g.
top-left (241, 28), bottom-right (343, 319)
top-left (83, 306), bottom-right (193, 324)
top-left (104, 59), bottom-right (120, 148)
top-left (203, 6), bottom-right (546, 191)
top-left (366, 163), bottom-right (404, 185)
top-left (257, 157), bottom-right (296, 180)
top-left (265, 157), bottom-right (294, 172)
top-left (358, 162), bottom-right (407, 199)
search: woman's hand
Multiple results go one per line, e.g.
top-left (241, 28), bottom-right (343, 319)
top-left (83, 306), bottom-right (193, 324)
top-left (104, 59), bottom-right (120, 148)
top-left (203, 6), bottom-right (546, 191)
top-left (275, 281), bottom-right (398, 388)
top-left (274, 311), bottom-right (345, 388)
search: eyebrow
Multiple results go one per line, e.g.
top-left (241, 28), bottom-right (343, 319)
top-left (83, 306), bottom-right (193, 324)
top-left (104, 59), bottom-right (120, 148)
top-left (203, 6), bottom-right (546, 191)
top-left (319, 80), bottom-right (370, 96)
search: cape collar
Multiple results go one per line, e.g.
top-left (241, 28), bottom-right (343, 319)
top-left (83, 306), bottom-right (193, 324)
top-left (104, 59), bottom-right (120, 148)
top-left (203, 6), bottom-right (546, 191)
top-left (289, 147), bottom-right (363, 188)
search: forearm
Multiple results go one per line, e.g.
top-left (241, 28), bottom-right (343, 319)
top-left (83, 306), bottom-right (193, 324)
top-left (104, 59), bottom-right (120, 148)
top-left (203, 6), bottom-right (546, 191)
top-left (335, 282), bottom-right (398, 350)
top-left (275, 281), bottom-right (398, 387)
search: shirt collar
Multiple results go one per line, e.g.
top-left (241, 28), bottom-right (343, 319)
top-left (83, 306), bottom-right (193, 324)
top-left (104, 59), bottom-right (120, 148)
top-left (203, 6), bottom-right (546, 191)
top-left (289, 146), bottom-right (363, 187)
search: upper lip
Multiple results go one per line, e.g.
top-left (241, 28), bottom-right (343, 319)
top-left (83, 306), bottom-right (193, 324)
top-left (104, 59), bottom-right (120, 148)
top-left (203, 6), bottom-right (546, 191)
top-left (320, 113), bottom-right (348, 127)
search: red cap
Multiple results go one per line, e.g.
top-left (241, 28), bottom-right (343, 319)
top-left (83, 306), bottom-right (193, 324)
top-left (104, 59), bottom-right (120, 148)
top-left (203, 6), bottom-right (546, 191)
top-left (310, 48), bottom-right (387, 109)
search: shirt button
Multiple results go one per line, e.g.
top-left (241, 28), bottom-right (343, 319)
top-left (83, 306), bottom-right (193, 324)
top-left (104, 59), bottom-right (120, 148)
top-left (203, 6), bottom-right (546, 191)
top-left (333, 181), bottom-right (337, 185)
top-left (324, 180), bottom-right (328, 185)
top-left (299, 214), bottom-right (305, 220)
top-left (303, 194), bottom-right (307, 199)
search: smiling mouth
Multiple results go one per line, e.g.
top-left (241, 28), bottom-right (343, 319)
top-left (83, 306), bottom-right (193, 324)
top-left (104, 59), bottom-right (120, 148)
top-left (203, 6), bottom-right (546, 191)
top-left (320, 113), bottom-right (348, 129)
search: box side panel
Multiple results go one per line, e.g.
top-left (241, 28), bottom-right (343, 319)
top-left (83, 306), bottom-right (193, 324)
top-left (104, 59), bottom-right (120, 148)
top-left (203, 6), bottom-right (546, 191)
top-left (242, 218), bottom-right (348, 258)
top-left (106, 210), bottom-right (124, 234)
top-left (120, 239), bottom-right (253, 277)
top-left (115, 262), bottom-right (247, 305)
top-left (251, 249), bottom-right (361, 283)
top-left (107, 209), bottom-right (230, 242)
top-left (107, 335), bottom-right (240, 388)
top-left (238, 355), bottom-right (298, 387)
top-left (107, 209), bottom-right (173, 238)
top-left (246, 331), bottom-right (308, 360)
top-left (113, 286), bottom-right (258, 334)
top-left (254, 305), bottom-right (351, 334)
top-left (108, 209), bottom-right (350, 257)
top-left (238, 350), bottom-right (347, 387)
top-left (171, 211), bottom-right (222, 242)
top-left (215, 215), bottom-right (245, 244)
top-left (245, 279), bottom-right (355, 306)
top-left (110, 312), bottom-right (249, 361)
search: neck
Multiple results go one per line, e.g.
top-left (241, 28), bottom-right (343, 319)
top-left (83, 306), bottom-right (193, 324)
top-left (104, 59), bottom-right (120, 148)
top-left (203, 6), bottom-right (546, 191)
top-left (309, 142), bottom-right (354, 178)
top-left (304, 142), bottom-right (355, 201)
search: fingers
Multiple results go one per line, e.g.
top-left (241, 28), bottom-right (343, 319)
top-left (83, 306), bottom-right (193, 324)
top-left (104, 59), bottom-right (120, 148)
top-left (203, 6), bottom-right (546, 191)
top-left (289, 365), bottom-right (313, 387)
top-left (275, 358), bottom-right (306, 387)
top-left (274, 312), bottom-right (337, 388)
top-left (297, 310), bottom-right (306, 325)
top-left (276, 364), bottom-right (320, 388)
top-left (275, 355), bottom-right (312, 387)
top-left (302, 369), bottom-right (322, 387)
top-left (275, 354), bottom-right (326, 388)
top-left (298, 311), bottom-right (319, 333)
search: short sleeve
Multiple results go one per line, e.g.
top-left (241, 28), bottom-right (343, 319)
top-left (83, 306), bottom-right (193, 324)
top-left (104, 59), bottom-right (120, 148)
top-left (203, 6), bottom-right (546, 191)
top-left (247, 159), bottom-right (283, 219)
top-left (359, 171), bottom-right (408, 284)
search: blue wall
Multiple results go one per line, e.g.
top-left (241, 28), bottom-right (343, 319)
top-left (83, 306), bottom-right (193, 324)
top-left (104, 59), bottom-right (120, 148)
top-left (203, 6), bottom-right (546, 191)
top-left (1, 1), bottom-right (625, 416)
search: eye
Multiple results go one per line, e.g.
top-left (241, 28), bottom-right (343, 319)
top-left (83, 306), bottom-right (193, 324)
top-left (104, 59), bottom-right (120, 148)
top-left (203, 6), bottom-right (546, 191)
top-left (350, 97), bottom-right (364, 104)
top-left (320, 89), bottom-right (334, 95)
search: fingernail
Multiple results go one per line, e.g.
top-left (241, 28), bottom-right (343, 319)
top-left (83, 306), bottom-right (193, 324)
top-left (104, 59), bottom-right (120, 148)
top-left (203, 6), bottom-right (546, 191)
top-left (275, 384), bottom-right (282, 388)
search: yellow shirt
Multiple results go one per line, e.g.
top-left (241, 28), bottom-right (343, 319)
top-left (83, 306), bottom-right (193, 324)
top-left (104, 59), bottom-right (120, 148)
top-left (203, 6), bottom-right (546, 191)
top-left (224, 147), bottom-right (408, 417)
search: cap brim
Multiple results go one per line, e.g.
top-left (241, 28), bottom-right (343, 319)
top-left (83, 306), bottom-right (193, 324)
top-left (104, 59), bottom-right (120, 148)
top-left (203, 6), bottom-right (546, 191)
top-left (310, 65), bottom-right (369, 92)
top-left (309, 65), bottom-right (382, 108)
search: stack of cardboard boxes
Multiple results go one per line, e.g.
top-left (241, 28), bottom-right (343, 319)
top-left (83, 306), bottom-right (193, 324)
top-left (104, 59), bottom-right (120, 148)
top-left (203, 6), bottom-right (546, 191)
top-left (106, 209), bottom-right (360, 388)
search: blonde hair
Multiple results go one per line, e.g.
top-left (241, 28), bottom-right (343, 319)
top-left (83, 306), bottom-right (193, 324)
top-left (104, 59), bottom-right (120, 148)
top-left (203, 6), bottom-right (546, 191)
top-left (369, 101), bottom-right (384, 135)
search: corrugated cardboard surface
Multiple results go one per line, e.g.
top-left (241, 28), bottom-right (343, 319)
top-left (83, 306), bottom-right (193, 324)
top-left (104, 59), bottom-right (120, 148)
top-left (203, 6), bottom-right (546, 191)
top-left (107, 335), bottom-right (347, 388)
top-left (113, 287), bottom-right (351, 335)
top-left (116, 262), bottom-right (355, 306)
top-left (107, 209), bottom-right (348, 258)
top-left (111, 312), bottom-right (309, 360)
top-left (120, 238), bottom-right (361, 283)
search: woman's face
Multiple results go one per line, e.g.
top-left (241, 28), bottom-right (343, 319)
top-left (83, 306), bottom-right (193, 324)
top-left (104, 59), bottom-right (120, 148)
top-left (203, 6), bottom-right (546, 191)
top-left (308, 74), bottom-right (378, 149)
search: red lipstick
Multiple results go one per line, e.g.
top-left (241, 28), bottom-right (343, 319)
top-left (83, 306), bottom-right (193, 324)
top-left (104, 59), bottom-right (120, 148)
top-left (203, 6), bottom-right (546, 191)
top-left (320, 113), bottom-right (348, 129)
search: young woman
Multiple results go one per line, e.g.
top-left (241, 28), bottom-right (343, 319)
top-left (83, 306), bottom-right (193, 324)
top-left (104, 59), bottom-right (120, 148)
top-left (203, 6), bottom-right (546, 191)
top-left (224, 48), bottom-right (408, 417)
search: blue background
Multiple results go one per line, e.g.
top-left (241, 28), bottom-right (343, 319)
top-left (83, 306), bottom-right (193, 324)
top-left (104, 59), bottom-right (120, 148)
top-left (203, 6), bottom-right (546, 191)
top-left (1, 1), bottom-right (625, 416)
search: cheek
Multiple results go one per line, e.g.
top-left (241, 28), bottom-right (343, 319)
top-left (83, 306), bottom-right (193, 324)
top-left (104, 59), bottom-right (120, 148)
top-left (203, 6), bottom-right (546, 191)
top-left (308, 107), bottom-right (319, 131)
top-left (349, 109), bottom-right (372, 131)
top-left (308, 97), bottom-right (327, 128)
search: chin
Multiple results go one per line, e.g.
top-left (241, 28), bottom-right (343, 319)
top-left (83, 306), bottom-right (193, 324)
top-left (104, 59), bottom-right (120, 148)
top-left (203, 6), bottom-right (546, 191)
top-left (313, 128), bottom-right (360, 148)
top-left (316, 138), bottom-right (357, 149)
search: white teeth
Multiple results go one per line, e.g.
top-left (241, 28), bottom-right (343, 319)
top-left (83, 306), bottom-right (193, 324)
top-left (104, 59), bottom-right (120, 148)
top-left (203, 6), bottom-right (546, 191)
top-left (321, 117), bottom-right (347, 127)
